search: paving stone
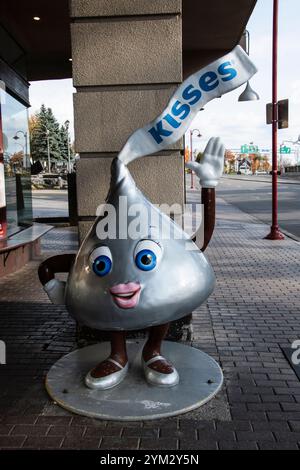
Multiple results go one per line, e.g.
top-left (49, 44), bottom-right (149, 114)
top-left (11, 425), bottom-right (49, 436)
top-left (122, 427), bottom-right (159, 438)
top-left (0, 435), bottom-right (26, 448)
top-left (273, 431), bottom-right (300, 442)
top-left (252, 421), bottom-right (290, 432)
top-left (47, 425), bottom-right (85, 437)
top-left (198, 430), bottom-right (236, 442)
top-left (215, 421), bottom-right (252, 431)
top-left (0, 416), bottom-right (38, 425)
top-left (144, 419), bottom-right (177, 429)
top-left (139, 438), bottom-right (178, 450)
top-left (289, 421), bottom-right (300, 432)
top-left (36, 416), bottom-right (72, 426)
top-left (84, 426), bottom-right (122, 438)
top-left (0, 424), bottom-right (13, 435)
top-left (218, 441), bottom-right (258, 450)
top-left (72, 417), bottom-right (107, 426)
top-left (192, 421), bottom-right (216, 432)
top-left (179, 439), bottom-right (218, 450)
top-left (236, 431), bottom-right (275, 442)
top-left (100, 437), bottom-right (139, 450)
top-left (62, 437), bottom-right (101, 449)
top-left (22, 436), bottom-right (63, 449)
top-left (268, 412), bottom-right (300, 421)
top-left (160, 427), bottom-right (196, 439)
top-left (258, 442), bottom-right (299, 450)
top-left (281, 403), bottom-right (300, 411)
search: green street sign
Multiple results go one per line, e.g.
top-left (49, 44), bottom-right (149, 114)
top-left (241, 144), bottom-right (259, 154)
top-left (280, 145), bottom-right (291, 154)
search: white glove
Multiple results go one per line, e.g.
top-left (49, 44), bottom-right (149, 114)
top-left (44, 279), bottom-right (66, 305)
top-left (186, 137), bottom-right (225, 188)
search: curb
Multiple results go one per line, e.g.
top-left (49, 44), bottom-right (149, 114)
top-left (222, 176), bottom-right (300, 185)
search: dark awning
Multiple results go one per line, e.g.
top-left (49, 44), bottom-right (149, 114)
top-left (0, 0), bottom-right (257, 82)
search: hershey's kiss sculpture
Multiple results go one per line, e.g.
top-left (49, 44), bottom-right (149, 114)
top-left (39, 46), bottom-right (257, 397)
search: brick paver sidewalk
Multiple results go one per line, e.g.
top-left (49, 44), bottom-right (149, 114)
top-left (0, 199), bottom-right (300, 450)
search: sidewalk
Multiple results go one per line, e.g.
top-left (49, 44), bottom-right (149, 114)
top-left (223, 174), bottom-right (300, 185)
top-left (0, 195), bottom-right (300, 449)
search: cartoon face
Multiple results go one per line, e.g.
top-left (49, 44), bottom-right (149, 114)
top-left (65, 159), bottom-right (215, 331)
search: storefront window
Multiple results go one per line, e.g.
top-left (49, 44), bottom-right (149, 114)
top-left (0, 89), bottom-right (32, 236)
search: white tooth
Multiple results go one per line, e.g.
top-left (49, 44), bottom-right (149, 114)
top-left (116, 292), bottom-right (133, 298)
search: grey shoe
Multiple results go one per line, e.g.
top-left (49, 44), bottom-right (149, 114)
top-left (85, 358), bottom-right (129, 390)
top-left (142, 355), bottom-right (179, 387)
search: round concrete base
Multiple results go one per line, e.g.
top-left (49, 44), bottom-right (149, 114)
top-left (46, 340), bottom-right (223, 421)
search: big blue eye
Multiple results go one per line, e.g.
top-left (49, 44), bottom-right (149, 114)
top-left (135, 249), bottom-right (157, 271)
top-left (93, 255), bottom-right (112, 277)
top-left (89, 246), bottom-right (112, 277)
top-left (134, 240), bottom-right (162, 272)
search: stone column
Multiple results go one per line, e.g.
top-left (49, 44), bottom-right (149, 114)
top-left (70, 0), bottom-right (183, 241)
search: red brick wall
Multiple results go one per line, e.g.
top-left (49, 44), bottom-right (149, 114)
top-left (0, 240), bottom-right (40, 278)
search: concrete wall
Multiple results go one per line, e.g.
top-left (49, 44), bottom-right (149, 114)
top-left (70, 0), bottom-right (183, 241)
top-left (70, 0), bottom-right (182, 17)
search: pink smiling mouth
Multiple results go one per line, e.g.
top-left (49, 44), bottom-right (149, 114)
top-left (109, 282), bottom-right (141, 309)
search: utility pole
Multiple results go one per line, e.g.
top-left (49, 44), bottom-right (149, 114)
top-left (265, 0), bottom-right (284, 240)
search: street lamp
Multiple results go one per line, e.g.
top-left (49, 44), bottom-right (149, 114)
top-left (64, 120), bottom-right (71, 173)
top-left (238, 30), bottom-right (260, 102)
top-left (39, 125), bottom-right (51, 172)
top-left (189, 129), bottom-right (202, 189)
top-left (265, 0), bottom-right (284, 240)
top-left (238, 81), bottom-right (260, 102)
top-left (13, 130), bottom-right (28, 168)
top-left (45, 129), bottom-right (51, 173)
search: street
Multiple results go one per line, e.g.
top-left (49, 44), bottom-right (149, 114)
top-left (32, 189), bottom-right (68, 219)
top-left (218, 176), bottom-right (300, 239)
top-left (31, 180), bottom-right (300, 241)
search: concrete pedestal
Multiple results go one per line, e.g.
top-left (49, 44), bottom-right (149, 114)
top-left (46, 340), bottom-right (223, 421)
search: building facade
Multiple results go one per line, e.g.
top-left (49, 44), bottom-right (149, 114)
top-left (0, 0), bottom-right (257, 273)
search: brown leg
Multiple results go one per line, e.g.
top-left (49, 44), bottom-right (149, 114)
top-left (90, 331), bottom-right (128, 378)
top-left (142, 323), bottom-right (174, 374)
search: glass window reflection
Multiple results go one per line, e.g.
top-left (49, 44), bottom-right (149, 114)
top-left (1, 90), bottom-right (32, 235)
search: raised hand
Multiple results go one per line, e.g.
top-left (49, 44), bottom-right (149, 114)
top-left (186, 137), bottom-right (225, 188)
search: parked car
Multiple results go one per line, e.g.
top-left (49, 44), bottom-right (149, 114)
top-left (32, 173), bottom-right (68, 189)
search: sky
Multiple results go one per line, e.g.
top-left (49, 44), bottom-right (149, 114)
top-left (29, 0), bottom-right (300, 156)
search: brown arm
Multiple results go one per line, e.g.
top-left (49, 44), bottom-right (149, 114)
top-left (38, 254), bottom-right (76, 286)
top-left (192, 187), bottom-right (216, 251)
top-left (201, 187), bottom-right (215, 252)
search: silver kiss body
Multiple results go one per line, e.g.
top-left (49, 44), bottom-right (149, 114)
top-left (65, 159), bottom-right (215, 331)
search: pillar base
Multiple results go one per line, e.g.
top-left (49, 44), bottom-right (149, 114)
top-left (46, 340), bottom-right (223, 421)
top-left (265, 226), bottom-right (285, 240)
